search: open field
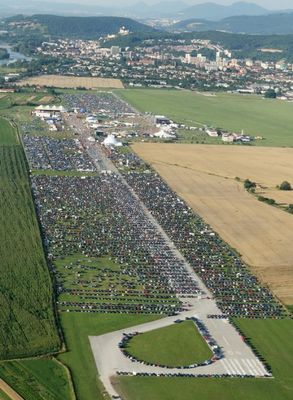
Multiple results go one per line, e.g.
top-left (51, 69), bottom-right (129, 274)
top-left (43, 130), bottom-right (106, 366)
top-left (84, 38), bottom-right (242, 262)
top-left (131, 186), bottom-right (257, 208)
top-left (117, 89), bottom-right (293, 147)
top-left (0, 141), bottom-right (60, 358)
top-left (18, 75), bottom-right (124, 89)
top-left (0, 359), bottom-right (73, 400)
top-left (126, 321), bottom-right (213, 367)
top-left (0, 389), bottom-right (11, 400)
top-left (55, 254), bottom-right (179, 313)
top-left (0, 118), bottom-right (17, 145)
top-left (115, 319), bottom-right (293, 400)
top-left (133, 143), bottom-right (293, 304)
top-left (58, 313), bottom-right (162, 400)
top-left (0, 380), bottom-right (22, 400)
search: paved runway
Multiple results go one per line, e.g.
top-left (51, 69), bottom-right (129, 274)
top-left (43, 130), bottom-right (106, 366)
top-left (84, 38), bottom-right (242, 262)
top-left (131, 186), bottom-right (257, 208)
top-left (90, 300), bottom-right (269, 398)
top-left (67, 114), bottom-right (270, 399)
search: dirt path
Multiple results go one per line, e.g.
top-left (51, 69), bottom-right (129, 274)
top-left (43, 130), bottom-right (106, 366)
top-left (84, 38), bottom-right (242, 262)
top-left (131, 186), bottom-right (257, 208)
top-left (0, 379), bottom-right (23, 400)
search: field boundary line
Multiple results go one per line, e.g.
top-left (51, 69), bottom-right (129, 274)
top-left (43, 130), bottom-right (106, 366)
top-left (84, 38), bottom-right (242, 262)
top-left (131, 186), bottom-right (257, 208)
top-left (149, 159), bottom-right (240, 182)
top-left (0, 379), bottom-right (24, 400)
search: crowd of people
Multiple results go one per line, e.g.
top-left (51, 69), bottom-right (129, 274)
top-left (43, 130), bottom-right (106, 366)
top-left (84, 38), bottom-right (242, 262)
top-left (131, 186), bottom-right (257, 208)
top-left (23, 135), bottom-right (95, 171)
top-left (61, 93), bottom-right (135, 116)
top-left (32, 173), bottom-right (201, 315)
top-left (23, 88), bottom-right (286, 320)
top-left (108, 148), bottom-right (286, 319)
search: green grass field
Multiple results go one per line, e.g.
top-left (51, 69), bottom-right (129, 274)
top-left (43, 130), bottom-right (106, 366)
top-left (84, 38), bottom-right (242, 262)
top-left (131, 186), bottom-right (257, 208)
top-left (117, 89), bottom-right (293, 147)
top-left (58, 313), bottom-right (162, 400)
top-left (126, 321), bottom-right (212, 367)
top-left (0, 359), bottom-right (73, 400)
top-left (55, 254), bottom-right (179, 313)
top-left (0, 390), bottom-right (10, 400)
top-left (0, 94), bottom-right (77, 399)
top-left (31, 169), bottom-right (99, 177)
top-left (0, 131), bottom-right (60, 358)
top-left (115, 319), bottom-right (293, 400)
top-left (0, 117), bottom-right (17, 145)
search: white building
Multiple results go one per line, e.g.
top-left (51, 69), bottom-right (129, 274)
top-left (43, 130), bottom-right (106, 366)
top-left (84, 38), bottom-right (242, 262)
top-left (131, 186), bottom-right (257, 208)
top-left (103, 134), bottom-right (123, 147)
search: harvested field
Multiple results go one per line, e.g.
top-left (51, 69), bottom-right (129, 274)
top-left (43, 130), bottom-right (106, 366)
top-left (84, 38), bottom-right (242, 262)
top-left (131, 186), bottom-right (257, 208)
top-left (38, 96), bottom-right (54, 103)
top-left (26, 96), bottom-right (36, 102)
top-left (18, 75), bottom-right (124, 89)
top-left (133, 143), bottom-right (293, 304)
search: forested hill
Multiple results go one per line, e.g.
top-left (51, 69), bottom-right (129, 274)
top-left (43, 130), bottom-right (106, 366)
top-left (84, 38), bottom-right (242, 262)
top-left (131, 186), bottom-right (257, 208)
top-left (106, 31), bottom-right (293, 62)
top-left (170, 12), bottom-right (293, 35)
top-left (8, 15), bottom-right (156, 39)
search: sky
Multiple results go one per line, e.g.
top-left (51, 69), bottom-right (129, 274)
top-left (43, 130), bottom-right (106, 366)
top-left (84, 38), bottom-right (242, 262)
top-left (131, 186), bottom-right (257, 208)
top-left (47, 0), bottom-right (293, 9)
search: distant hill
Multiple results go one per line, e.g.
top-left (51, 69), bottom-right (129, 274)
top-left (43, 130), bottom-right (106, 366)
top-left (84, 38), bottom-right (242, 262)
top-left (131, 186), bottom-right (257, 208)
top-left (0, 1), bottom-right (291, 20)
top-left (7, 15), bottom-right (156, 39)
top-left (105, 30), bottom-right (293, 62)
top-left (170, 12), bottom-right (293, 35)
top-left (180, 1), bottom-right (268, 21)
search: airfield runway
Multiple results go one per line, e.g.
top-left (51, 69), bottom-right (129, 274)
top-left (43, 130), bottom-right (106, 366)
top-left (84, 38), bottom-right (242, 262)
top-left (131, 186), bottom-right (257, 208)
top-left (68, 114), bottom-right (270, 399)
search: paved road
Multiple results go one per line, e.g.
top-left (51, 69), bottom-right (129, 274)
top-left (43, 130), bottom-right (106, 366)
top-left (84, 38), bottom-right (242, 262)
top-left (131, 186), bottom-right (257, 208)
top-left (0, 379), bottom-right (23, 400)
top-left (67, 114), bottom-right (270, 399)
top-left (90, 303), bottom-right (269, 398)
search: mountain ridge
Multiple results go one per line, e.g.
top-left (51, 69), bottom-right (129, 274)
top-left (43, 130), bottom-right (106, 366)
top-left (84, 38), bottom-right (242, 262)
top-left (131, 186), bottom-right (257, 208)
top-left (5, 14), bottom-right (156, 38)
top-left (0, 1), bottom-right (291, 20)
top-left (169, 12), bottom-right (293, 35)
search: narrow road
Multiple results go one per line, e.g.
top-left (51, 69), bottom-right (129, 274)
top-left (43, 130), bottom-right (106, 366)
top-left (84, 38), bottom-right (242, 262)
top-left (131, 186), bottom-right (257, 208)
top-left (0, 379), bottom-right (23, 400)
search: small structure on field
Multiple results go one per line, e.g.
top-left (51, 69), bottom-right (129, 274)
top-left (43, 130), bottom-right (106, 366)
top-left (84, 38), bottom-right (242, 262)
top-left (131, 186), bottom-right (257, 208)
top-left (103, 134), bottom-right (122, 147)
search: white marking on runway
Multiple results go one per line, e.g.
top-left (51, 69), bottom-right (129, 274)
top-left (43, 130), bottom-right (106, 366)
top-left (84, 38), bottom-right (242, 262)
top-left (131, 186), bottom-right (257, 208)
top-left (229, 359), bottom-right (242, 375)
top-left (245, 359), bottom-right (258, 375)
top-left (223, 336), bottom-right (229, 345)
top-left (221, 359), bottom-right (233, 374)
top-left (233, 359), bottom-right (246, 375)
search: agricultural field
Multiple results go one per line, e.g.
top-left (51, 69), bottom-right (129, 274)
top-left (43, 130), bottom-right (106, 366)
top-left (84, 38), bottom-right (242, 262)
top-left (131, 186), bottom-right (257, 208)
top-left (126, 321), bottom-right (213, 368)
top-left (58, 313), bottom-right (162, 400)
top-left (133, 143), bottom-right (293, 304)
top-left (117, 89), bottom-right (293, 147)
top-left (115, 319), bottom-right (293, 400)
top-left (0, 117), bottom-right (17, 145)
top-left (0, 359), bottom-right (73, 400)
top-left (0, 133), bottom-right (60, 358)
top-left (18, 75), bottom-right (124, 89)
top-left (0, 389), bottom-right (10, 400)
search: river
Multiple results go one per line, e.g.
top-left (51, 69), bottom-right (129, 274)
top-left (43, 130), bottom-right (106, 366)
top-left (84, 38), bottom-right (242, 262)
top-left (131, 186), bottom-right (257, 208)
top-left (0, 44), bottom-right (32, 66)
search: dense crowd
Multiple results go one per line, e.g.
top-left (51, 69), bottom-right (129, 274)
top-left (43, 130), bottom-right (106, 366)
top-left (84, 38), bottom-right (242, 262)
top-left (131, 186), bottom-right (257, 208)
top-left (123, 171), bottom-right (284, 318)
top-left (23, 135), bottom-right (95, 171)
top-left (32, 173), bottom-right (201, 315)
top-left (108, 148), bottom-right (286, 319)
top-left (61, 93), bottom-right (135, 116)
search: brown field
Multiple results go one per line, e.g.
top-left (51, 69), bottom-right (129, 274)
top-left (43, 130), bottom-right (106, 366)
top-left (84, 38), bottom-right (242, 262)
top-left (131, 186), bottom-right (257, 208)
top-left (26, 95), bottom-right (36, 102)
top-left (133, 143), bottom-right (293, 304)
top-left (38, 95), bottom-right (54, 103)
top-left (17, 75), bottom-right (124, 89)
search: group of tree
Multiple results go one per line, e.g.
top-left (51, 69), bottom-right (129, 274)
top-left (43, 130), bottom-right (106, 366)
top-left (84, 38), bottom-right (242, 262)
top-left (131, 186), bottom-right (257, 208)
top-left (244, 179), bottom-right (256, 191)
top-left (279, 181), bottom-right (292, 191)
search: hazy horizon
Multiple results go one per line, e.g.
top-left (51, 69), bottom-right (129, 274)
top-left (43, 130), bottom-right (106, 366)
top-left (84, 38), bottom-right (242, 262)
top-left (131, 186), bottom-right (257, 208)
top-left (39, 0), bottom-right (293, 10)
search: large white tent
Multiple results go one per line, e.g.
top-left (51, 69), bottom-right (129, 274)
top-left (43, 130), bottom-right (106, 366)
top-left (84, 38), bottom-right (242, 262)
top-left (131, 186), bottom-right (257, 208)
top-left (103, 134), bottom-right (123, 147)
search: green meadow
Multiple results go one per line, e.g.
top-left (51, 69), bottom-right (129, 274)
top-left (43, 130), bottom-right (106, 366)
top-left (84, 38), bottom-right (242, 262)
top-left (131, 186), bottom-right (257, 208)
top-left (0, 359), bottom-right (73, 400)
top-left (117, 89), bottom-right (293, 147)
top-left (0, 132), bottom-right (60, 359)
top-left (126, 321), bottom-right (213, 367)
top-left (58, 313), bottom-right (162, 400)
top-left (115, 319), bottom-right (293, 400)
